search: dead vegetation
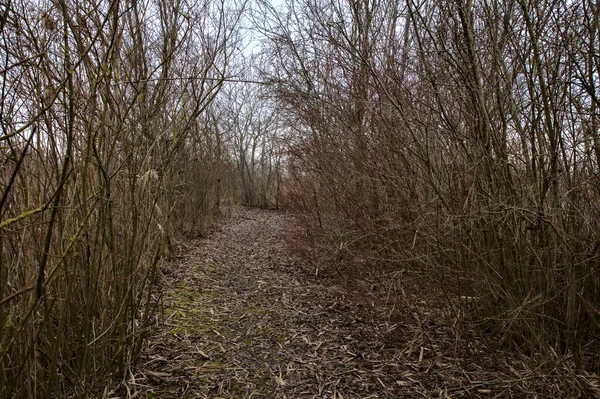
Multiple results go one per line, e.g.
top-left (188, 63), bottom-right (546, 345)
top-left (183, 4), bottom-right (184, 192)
top-left (256, 0), bottom-right (600, 385)
top-left (3, 0), bottom-right (600, 397)
top-left (122, 207), bottom-right (599, 398)
top-left (0, 1), bottom-right (242, 396)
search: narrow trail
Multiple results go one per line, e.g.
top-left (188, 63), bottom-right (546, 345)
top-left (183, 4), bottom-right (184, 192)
top-left (134, 207), bottom-right (509, 398)
top-left (139, 206), bottom-right (419, 398)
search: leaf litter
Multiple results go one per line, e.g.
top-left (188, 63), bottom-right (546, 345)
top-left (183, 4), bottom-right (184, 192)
top-left (119, 206), bottom-right (599, 398)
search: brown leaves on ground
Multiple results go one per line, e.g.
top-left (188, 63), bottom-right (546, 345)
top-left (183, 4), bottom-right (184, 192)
top-left (120, 207), bottom-right (598, 398)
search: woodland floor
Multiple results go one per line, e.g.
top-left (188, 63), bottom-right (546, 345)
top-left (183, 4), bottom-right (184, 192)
top-left (125, 206), bottom-right (599, 398)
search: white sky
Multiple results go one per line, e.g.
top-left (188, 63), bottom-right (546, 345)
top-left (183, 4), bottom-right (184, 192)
top-left (242, 0), bottom-right (288, 57)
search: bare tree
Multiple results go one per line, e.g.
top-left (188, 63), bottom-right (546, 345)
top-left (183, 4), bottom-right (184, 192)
top-left (0, 0), bottom-right (245, 396)
top-left (257, 0), bottom-right (600, 379)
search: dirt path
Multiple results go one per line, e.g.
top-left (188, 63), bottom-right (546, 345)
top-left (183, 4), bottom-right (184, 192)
top-left (134, 206), bottom-right (426, 398)
top-left (129, 206), bottom-right (585, 398)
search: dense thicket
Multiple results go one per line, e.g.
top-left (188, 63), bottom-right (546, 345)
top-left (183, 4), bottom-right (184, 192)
top-left (256, 0), bottom-right (600, 371)
top-left (0, 0), bottom-right (244, 396)
top-left (216, 74), bottom-right (286, 208)
top-left (2, 0), bottom-right (599, 395)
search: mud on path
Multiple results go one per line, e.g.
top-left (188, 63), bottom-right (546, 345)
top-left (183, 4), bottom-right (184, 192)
top-left (128, 206), bottom-right (588, 398)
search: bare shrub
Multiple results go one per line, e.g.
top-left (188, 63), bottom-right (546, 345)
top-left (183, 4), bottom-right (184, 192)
top-left (257, 0), bottom-right (600, 380)
top-left (0, 0), bottom-right (243, 396)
